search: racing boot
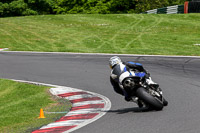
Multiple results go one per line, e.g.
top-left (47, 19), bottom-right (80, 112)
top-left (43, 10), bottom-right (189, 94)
top-left (131, 96), bottom-right (144, 108)
top-left (124, 96), bottom-right (132, 102)
top-left (137, 100), bottom-right (144, 108)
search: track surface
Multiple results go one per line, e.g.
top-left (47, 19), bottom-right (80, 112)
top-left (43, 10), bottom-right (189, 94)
top-left (0, 52), bottom-right (200, 133)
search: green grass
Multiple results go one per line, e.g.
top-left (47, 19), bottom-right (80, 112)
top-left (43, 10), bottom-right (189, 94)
top-left (0, 14), bottom-right (200, 56)
top-left (0, 79), bottom-right (71, 133)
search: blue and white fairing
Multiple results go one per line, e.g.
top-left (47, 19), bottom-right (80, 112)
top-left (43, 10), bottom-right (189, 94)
top-left (110, 63), bottom-right (146, 85)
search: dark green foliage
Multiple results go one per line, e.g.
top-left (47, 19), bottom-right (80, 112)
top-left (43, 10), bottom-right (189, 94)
top-left (0, 0), bottom-right (188, 17)
top-left (109, 0), bottom-right (136, 13)
top-left (135, 0), bottom-right (169, 13)
top-left (26, 0), bottom-right (54, 14)
top-left (0, 0), bottom-right (29, 17)
top-left (0, 0), bottom-right (54, 17)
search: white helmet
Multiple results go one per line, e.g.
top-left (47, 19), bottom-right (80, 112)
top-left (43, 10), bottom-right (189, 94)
top-left (109, 56), bottom-right (122, 68)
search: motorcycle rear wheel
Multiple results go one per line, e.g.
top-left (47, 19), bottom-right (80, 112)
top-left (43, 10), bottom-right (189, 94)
top-left (136, 87), bottom-right (164, 111)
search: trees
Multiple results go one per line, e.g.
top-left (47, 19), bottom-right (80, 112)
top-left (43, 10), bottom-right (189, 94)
top-left (0, 0), bottom-right (187, 17)
top-left (135, 0), bottom-right (169, 13)
top-left (0, 0), bottom-right (53, 17)
top-left (0, 0), bottom-right (30, 17)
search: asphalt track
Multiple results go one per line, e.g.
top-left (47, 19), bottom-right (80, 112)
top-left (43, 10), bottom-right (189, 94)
top-left (0, 52), bottom-right (200, 133)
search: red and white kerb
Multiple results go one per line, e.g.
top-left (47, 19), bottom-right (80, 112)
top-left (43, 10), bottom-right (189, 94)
top-left (32, 87), bottom-right (110, 133)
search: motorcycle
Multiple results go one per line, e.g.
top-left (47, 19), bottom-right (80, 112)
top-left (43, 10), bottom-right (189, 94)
top-left (114, 64), bottom-right (168, 110)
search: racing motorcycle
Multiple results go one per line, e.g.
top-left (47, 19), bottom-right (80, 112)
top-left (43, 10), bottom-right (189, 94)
top-left (115, 64), bottom-right (168, 110)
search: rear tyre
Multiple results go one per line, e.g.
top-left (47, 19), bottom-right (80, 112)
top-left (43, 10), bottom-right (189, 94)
top-left (136, 87), bottom-right (163, 111)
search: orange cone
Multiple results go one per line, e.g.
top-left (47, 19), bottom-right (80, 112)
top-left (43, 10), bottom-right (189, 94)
top-left (38, 108), bottom-right (45, 118)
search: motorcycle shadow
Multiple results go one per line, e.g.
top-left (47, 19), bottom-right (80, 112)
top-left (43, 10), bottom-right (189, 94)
top-left (107, 107), bottom-right (156, 114)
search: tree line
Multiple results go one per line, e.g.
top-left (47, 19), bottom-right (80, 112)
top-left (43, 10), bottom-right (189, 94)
top-left (0, 0), bottom-right (188, 17)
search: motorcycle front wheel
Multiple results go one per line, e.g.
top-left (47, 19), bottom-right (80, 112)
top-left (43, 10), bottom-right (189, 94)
top-left (136, 87), bottom-right (164, 111)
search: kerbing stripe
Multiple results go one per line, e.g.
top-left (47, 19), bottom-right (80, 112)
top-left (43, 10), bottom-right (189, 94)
top-left (70, 97), bottom-right (102, 103)
top-left (55, 113), bottom-right (99, 122)
top-left (72, 100), bottom-right (105, 107)
top-left (41, 120), bottom-right (86, 128)
top-left (71, 104), bottom-right (104, 111)
top-left (64, 94), bottom-right (95, 101)
top-left (0, 48), bottom-right (8, 51)
top-left (32, 90), bottom-right (106, 133)
top-left (58, 92), bottom-right (88, 97)
top-left (32, 126), bottom-right (77, 133)
top-left (66, 108), bottom-right (102, 116)
top-left (9, 79), bottom-right (111, 133)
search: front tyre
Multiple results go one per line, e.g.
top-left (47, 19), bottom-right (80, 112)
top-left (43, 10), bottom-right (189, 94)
top-left (136, 87), bottom-right (164, 110)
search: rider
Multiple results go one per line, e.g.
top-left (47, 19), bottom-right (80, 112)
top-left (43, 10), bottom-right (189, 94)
top-left (109, 56), bottom-right (159, 104)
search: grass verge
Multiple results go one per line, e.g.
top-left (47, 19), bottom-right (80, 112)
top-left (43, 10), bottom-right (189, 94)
top-left (0, 79), bottom-right (71, 133)
top-left (0, 14), bottom-right (200, 56)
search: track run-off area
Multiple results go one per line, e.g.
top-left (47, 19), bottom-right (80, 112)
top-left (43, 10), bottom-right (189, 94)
top-left (0, 51), bottom-right (200, 133)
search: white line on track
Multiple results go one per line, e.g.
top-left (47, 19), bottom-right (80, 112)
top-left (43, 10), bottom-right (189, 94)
top-left (1, 51), bottom-right (199, 132)
top-left (1, 51), bottom-right (200, 58)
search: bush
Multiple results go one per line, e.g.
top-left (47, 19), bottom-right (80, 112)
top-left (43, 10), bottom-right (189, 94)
top-left (26, 0), bottom-right (54, 14)
top-left (109, 0), bottom-right (136, 13)
top-left (0, 0), bottom-right (54, 17)
top-left (135, 0), bottom-right (169, 13)
top-left (0, 0), bottom-right (189, 17)
top-left (9, 0), bottom-right (28, 16)
top-left (22, 8), bottom-right (38, 15)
